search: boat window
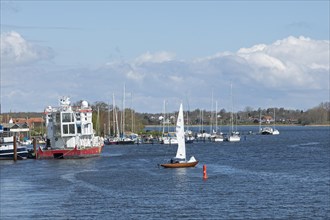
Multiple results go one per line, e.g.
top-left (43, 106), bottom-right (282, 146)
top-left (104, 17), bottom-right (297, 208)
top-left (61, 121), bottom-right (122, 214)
top-left (48, 115), bottom-right (53, 122)
top-left (62, 113), bottom-right (72, 122)
top-left (63, 124), bottom-right (68, 134)
top-left (77, 125), bottom-right (81, 134)
top-left (54, 125), bottom-right (61, 136)
top-left (56, 113), bottom-right (61, 124)
top-left (69, 124), bottom-right (75, 134)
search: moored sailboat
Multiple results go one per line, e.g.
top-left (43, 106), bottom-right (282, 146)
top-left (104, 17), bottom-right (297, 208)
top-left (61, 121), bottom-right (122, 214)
top-left (160, 103), bottom-right (199, 168)
top-left (272, 108), bottom-right (280, 135)
top-left (260, 108), bottom-right (280, 135)
top-left (226, 84), bottom-right (240, 142)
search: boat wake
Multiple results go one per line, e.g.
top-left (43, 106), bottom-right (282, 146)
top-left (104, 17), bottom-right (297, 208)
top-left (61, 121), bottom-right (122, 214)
top-left (101, 152), bottom-right (123, 157)
top-left (288, 142), bottom-right (320, 148)
top-left (207, 163), bottom-right (330, 184)
top-left (61, 170), bottom-right (107, 193)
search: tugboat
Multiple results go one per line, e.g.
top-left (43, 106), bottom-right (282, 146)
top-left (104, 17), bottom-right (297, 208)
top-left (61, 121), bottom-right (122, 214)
top-left (37, 97), bottom-right (104, 159)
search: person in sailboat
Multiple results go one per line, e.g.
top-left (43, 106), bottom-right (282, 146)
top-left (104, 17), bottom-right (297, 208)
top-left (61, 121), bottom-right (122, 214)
top-left (170, 157), bottom-right (186, 164)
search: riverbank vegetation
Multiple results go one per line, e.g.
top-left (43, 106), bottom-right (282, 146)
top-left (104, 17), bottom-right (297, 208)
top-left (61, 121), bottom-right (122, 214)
top-left (1, 102), bottom-right (329, 136)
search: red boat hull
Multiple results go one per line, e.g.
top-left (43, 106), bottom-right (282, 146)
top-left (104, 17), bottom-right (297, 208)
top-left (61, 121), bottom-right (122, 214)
top-left (37, 145), bottom-right (103, 159)
top-left (160, 161), bottom-right (199, 168)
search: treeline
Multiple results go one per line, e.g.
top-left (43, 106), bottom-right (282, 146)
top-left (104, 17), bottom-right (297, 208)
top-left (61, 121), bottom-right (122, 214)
top-left (1, 102), bottom-right (329, 136)
top-left (135, 102), bottom-right (330, 127)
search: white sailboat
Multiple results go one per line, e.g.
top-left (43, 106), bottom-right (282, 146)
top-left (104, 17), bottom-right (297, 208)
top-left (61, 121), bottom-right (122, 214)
top-left (160, 103), bottom-right (198, 168)
top-left (260, 108), bottom-right (280, 135)
top-left (226, 84), bottom-right (240, 142)
top-left (160, 100), bottom-right (178, 145)
top-left (272, 108), bottom-right (280, 135)
top-left (212, 100), bottom-right (224, 142)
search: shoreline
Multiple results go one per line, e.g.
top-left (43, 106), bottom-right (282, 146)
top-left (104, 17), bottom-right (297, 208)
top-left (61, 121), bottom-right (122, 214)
top-left (145, 124), bottom-right (330, 128)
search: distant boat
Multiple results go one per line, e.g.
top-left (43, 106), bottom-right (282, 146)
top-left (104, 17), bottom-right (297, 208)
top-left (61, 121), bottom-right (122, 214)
top-left (272, 108), bottom-right (280, 135)
top-left (161, 132), bottom-right (179, 145)
top-left (105, 137), bottom-right (135, 145)
top-left (226, 84), bottom-right (240, 142)
top-left (260, 126), bottom-right (274, 135)
top-left (196, 109), bottom-right (211, 141)
top-left (211, 131), bottom-right (224, 142)
top-left (0, 125), bottom-right (28, 160)
top-left (227, 132), bottom-right (241, 142)
top-left (38, 97), bottom-right (104, 159)
top-left (272, 129), bottom-right (280, 135)
top-left (160, 103), bottom-right (199, 168)
top-left (212, 101), bottom-right (224, 142)
top-left (185, 130), bottom-right (195, 144)
top-left (260, 108), bottom-right (280, 135)
top-left (211, 129), bottom-right (224, 142)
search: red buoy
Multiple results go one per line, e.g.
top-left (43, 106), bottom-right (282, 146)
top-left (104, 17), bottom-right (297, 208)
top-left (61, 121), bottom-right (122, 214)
top-left (203, 164), bottom-right (208, 179)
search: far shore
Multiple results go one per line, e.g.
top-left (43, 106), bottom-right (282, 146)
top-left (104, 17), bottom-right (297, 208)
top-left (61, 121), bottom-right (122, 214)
top-left (145, 124), bottom-right (330, 127)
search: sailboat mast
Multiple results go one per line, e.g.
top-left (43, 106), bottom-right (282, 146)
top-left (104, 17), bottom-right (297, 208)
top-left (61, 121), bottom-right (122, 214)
top-left (185, 95), bottom-right (191, 131)
top-left (215, 101), bottom-right (218, 133)
top-left (131, 92), bottom-right (134, 133)
top-left (202, 109), bottom-right (204, 133)
top-left (122, 84), bottom-right (126, 136)
top-left (273, 107), bottom-right (276, 129)
top-left (210, 89), bottom-right (214, 134)
top-left (230, 83), bottom-right (234, 133)
top-left (259, 109), bottom-right (262, 132)
top-left (108, 101), bottom-right (111, 136)
top-left (112, 94), bottom-right (115, 136)
top-left (162, 100), bottom-right (165, 134)
top-left (113, 93), bottom-right (120, 138)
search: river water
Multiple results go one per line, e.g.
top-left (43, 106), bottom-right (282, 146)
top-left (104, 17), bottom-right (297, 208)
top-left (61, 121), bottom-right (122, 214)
top-left (1, 126), bottom-right (329, 219)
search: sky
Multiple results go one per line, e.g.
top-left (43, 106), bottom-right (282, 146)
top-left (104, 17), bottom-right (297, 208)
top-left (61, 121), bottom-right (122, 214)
top-left (1, 1), bottom-right (329, 113)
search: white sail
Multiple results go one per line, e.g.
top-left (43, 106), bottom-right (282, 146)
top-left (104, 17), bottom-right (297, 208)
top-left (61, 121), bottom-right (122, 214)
top-left (175, 103), bottom-right (186, 160)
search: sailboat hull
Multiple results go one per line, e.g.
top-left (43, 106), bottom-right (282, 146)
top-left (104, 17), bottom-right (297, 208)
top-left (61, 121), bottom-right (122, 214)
top-left (160, 161), bottom-right (199, 168)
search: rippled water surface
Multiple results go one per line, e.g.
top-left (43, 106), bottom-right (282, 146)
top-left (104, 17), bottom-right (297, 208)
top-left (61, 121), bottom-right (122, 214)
top-left (1, 126), bottom-right (329, 219)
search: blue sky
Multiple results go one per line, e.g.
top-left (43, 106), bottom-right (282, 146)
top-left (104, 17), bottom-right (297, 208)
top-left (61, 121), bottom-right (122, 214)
top-left (1, 1), bottom-right (329, 113)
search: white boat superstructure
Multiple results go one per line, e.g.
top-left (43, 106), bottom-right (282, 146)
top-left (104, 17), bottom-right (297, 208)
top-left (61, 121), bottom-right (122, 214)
top-left (0, 125), bottom-right (28, 160)
top-left (44, 97), bottom-right (104, 150)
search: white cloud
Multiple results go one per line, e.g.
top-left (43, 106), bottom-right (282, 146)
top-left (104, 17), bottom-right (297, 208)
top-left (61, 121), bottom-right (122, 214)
top-left (0, 31), bottom-right (54, 66)
top-left (1, 35), bottom-right (329, 113)
top-left (104, 36), bottom-right (329, 111)
top-left (126, 69), bottom-right (145, 81)
top-left (169, 75), bottom-right (184, 83)
top-left (134, 51), bottom-right (175, 65)
top-left (234, 35), bottom-right (329, 89)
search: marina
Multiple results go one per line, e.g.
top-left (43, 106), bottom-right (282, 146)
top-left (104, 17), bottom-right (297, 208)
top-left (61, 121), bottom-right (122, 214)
top-left (1, 125), bottom-right (329, 219)
top-left (1, 1), bottom-right (329, 219)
